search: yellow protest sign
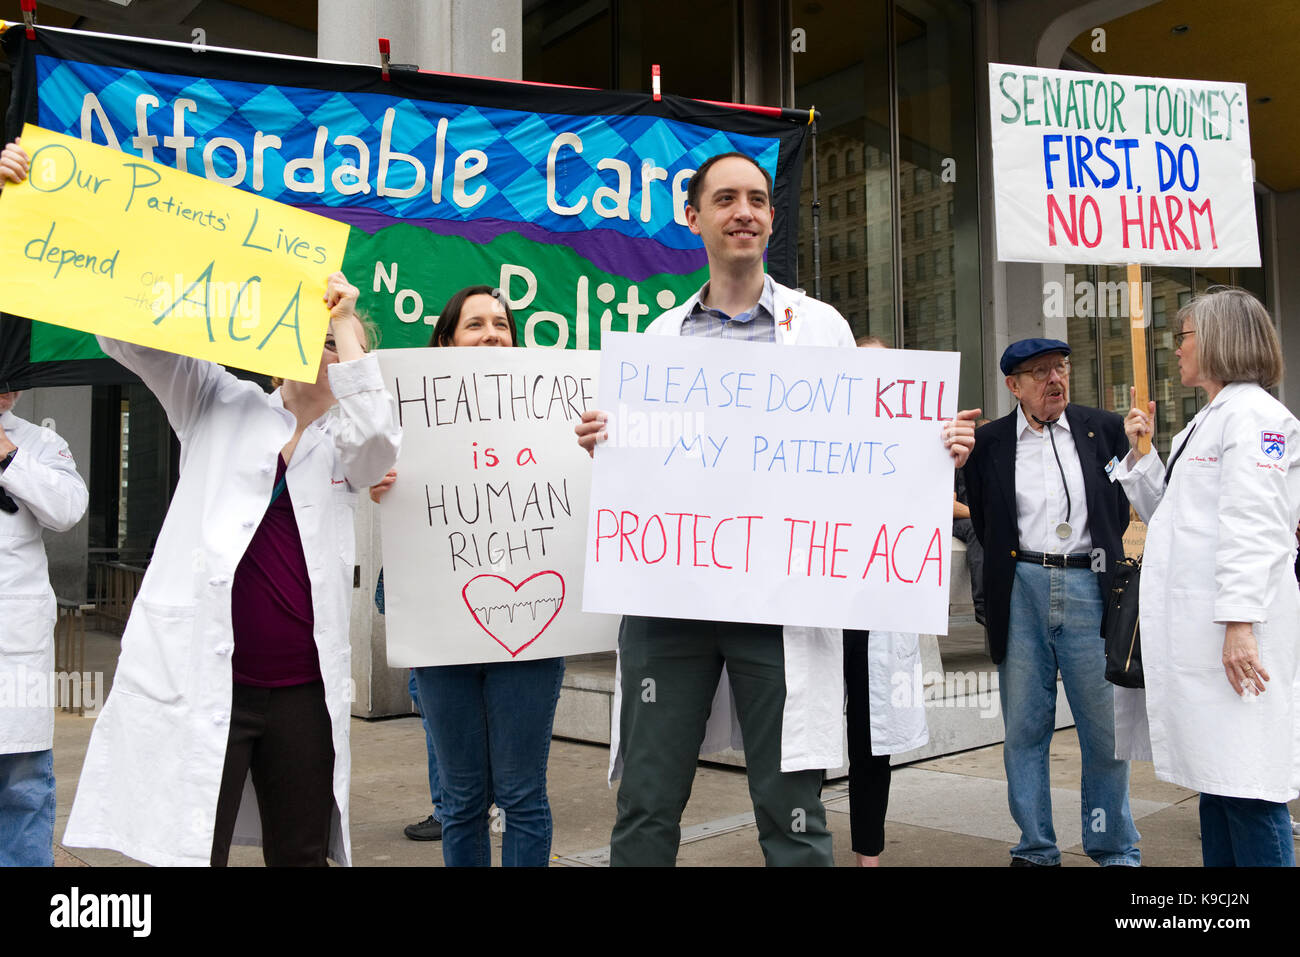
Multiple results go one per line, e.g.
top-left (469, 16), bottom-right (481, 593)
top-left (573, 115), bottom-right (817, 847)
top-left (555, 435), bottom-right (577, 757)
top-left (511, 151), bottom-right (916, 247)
top-left (0, 124), bottom-right (351, 382)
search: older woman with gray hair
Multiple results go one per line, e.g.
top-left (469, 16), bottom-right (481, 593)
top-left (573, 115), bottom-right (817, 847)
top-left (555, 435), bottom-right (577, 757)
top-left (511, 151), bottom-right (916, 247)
top-left (1119, 287), bottom-right (1299, 866)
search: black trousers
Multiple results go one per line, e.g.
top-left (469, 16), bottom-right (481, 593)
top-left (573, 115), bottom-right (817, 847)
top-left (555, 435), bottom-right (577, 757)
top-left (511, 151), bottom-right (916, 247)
top-left (843, 630), bottom-right (891, 857)
top-left (953, 517), bottom-right (986, 625)
top-left (210, 680), bottom-right (336, 867)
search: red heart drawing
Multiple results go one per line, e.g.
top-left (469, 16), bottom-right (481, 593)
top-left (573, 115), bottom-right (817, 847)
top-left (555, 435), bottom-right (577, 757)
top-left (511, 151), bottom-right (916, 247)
top-left (461, 571), bottom-right (566, 658)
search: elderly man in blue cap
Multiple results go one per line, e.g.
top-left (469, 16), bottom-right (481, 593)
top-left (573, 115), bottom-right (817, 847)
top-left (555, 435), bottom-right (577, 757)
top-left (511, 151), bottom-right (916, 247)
top-left (963, 338), bottom-right (1140, 867)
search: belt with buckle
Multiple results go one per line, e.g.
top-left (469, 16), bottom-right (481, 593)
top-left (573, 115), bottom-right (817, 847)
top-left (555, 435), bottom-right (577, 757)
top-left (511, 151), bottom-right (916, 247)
top-left (1016, 550), bottom-right (1093, 569)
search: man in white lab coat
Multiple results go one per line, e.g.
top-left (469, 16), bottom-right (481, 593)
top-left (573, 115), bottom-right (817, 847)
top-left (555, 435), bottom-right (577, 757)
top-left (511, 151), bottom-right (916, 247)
top-left (0, 389), bottom-right (89, 866)
top-left (577, 153), bottom-right (976, 865)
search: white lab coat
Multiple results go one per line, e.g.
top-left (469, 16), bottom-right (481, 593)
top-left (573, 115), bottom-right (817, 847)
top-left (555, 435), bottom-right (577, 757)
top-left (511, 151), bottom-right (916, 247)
top-left (689, 630), bottom-right (928, 763)
top-left (608, 280), bottom-right (853, 781)
top-left (0, 411), bottom-right (89, 753)
top-left (1113, 382), bottom-right (1300, 802)
top-left (63, 338), bottom-right (400, 866)
top-left (864, 631), bottom-right (929, 755)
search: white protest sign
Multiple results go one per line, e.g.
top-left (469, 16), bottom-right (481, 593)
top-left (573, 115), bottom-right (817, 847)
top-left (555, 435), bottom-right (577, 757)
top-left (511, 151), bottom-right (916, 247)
top-left (582, 333), bottom-right (959, 634)
top-left (989, 63), bottom-right (1259, 267)
top-left (378, 347), bottom-right (618, 666)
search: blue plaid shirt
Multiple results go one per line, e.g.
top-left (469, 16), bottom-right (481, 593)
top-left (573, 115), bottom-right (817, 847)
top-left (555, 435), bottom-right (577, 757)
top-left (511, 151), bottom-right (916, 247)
top-left (679, 274), bottom-right (777, 343)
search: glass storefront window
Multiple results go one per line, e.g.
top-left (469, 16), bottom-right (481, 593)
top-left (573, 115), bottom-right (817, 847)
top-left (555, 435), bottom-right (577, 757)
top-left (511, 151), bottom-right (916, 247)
top-left (793, 0), bottom-right (896, 345)
top-left (894, 0), bottom-right (982, 410)
top-left (1150, 266), bottom-right (1196, 457)
top-left (523, 0), bottom-right (733, 101)
top-left (792, 0), bottom-right (981, 378)
top-left (1060, 24), bottom-right (1275, 452)
top-left (1061, 264), bottom-right (1101, 410)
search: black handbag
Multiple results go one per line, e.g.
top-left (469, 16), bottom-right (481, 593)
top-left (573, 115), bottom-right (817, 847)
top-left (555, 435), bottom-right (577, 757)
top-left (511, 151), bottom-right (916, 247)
top-left (1102, 427), bottom-right (1196, 689)
top-left (1102, 556), bottom-right (1143, 688)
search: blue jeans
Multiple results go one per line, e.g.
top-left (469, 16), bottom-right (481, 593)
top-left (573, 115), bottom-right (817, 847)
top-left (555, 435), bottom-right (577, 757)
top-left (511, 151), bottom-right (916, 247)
top-left (413, 658), bottom-right (564, 867)
top-left (998, 563), bottom-right (1140, 866)
top-left (1199, 793), bottom-right (1295, 867)
top-left (0, 749), bottom-right (55, 866)
top-left (408, 670), bottom-right (442, 821)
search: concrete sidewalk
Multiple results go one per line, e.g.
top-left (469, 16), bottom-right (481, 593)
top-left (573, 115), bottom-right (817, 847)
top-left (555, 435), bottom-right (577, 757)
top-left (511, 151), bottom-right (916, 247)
top-left (48, 630), bottom-right (1295, 867)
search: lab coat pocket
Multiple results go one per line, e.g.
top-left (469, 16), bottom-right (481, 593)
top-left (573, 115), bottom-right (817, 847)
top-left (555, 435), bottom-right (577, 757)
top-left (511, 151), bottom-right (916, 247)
top-left (1173, 461), bottom-right (1220, 528)
top-left (0, 595), bottom-right (54, 654)
top-left (333, 486), bottom-right (358, 567)
top-left (114, 602), bottom-right (196, 705)
top-left (1252, 620), bottom-right (1293, 683)
top-left (1168, 590), bottom-right (1224, 672)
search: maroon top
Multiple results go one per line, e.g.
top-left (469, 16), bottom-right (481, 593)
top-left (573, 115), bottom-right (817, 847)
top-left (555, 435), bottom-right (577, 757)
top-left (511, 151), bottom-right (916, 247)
top-left (231, 454), bottom-right (322, 687)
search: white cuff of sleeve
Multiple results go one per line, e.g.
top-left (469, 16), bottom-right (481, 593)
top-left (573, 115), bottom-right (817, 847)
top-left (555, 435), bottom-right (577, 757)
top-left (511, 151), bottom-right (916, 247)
top-left (327, 352), bottom-right (384, 399)
top-left (1214, 604), bottom-right (1266, 624)
top-left (1117, 446), bottom-right (1158, 478)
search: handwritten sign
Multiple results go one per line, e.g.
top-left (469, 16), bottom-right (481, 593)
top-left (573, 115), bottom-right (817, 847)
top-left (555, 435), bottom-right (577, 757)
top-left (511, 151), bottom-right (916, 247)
top-left (377, 347), bottom-right (618, 666)
top-left (1123, 511), bottom-right (1147, 559)
top-left (582, 333), bottom-right (959, 634)
top-left (0, 125), bottom-right (350, 382)
top-left (989, 65), bottom-right (1259, 267)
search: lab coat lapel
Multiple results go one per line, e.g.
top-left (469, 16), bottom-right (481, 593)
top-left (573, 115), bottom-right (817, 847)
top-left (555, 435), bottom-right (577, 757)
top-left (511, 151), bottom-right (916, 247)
top-left (774, 285), bottom-right (801, 346)
top-left (287, 424), bottom-right (328, 483)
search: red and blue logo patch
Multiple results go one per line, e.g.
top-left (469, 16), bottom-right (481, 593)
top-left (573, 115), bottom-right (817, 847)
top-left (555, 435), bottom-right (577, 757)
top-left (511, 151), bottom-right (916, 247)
top-left (1261, 431), bottom-right (1286, 460)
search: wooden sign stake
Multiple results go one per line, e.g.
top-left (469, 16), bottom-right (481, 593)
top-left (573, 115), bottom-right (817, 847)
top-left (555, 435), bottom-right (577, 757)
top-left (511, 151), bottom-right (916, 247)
top-left (1127, 262), bottom-right (1150, 455)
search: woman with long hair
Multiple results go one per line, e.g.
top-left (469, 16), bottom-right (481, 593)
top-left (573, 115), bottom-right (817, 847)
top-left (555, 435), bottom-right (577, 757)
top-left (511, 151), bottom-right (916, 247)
top-left (372, 286), bottom-right (565, 867)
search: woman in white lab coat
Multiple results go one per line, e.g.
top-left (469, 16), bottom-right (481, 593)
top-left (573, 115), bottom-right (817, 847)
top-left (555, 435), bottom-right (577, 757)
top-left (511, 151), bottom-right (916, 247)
top-left (1, 132), bottom-right (400, 865)
top-left (843, 337), bottom-right (929, 866)
top-left (61, 270), bottom-right (400, 867)
top-left (843, 629), bottom-right (928, 866)
top-left (1118, 287), bottom-right (1299, 867)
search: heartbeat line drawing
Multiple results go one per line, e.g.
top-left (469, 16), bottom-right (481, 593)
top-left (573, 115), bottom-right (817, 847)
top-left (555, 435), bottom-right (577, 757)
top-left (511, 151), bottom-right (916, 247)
top-left (462, 571), bottom-right (566, 657)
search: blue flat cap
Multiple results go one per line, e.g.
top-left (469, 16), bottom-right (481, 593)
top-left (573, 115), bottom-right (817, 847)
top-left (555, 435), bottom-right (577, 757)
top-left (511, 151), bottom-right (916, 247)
top-left (1000, 338), bottom-right (1071, 376)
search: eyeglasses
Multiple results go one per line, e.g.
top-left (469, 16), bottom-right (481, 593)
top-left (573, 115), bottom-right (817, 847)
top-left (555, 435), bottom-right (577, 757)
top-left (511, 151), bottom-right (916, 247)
top-left (1014, 358), bottom-right (1070, 382)
top-left (1173, 330), bottom-right (1195, 347)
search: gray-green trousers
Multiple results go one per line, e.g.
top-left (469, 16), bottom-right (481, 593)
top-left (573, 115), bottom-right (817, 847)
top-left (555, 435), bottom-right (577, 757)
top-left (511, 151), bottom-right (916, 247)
top-left (610, 615), bottom-right (833, 866)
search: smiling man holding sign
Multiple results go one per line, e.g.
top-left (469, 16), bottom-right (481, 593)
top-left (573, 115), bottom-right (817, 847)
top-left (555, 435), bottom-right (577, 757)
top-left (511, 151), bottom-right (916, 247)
top-left (576, 152), bottom-right (978, 866)
top-left (0, 139), bottom-right (400, 867)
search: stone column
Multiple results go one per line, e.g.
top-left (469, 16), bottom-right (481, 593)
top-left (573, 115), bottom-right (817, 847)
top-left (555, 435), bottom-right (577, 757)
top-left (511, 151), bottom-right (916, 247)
top-left (319, 0), bottom-right (522, 717)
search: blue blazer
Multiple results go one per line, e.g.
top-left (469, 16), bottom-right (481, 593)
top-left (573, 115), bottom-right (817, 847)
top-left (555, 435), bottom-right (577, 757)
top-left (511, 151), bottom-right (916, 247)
top-left (963, 404), bottom-right (1131, 664)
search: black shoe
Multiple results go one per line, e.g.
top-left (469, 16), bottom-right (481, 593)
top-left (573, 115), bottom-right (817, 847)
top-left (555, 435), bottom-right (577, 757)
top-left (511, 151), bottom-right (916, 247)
top-left (404, 814), bottom-right (443, 841)
top-left (1009, 857), bottom-right (1059, 867)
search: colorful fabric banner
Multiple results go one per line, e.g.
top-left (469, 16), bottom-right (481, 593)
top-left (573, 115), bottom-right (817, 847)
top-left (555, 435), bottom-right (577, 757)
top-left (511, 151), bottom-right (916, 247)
top-left (0, 26), bottom-right (810, 387)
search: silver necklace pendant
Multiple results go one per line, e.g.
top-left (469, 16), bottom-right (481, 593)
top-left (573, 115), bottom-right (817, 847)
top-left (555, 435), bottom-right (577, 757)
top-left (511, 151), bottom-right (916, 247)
top-left (1055, 521), bottom-right (1072, 539)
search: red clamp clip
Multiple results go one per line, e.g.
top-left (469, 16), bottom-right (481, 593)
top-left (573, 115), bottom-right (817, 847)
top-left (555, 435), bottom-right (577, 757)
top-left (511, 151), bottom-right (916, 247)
top-left (651, 64), bottom-right (661, 102)
top-left (21, 0), bottom-right (37, 39)
top-left (378, 37), bottom-right (391, 82)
